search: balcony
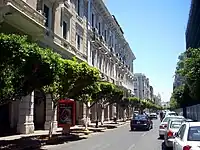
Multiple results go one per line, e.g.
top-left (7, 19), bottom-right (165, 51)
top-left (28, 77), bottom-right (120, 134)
top-left (61, 3), bottom-right (73, 18)
top-left (44, 29), bottom-right (87, 61)
top-left (0, 0), bottom-right (46, 35)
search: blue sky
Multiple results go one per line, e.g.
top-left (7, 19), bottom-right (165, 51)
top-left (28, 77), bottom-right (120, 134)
top-left (105, 0), bottom-right (191, 102)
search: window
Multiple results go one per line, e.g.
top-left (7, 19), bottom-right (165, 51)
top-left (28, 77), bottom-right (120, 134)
top-left (76, 33), bottom-right (82, 50)
top-left (92, 50), bottom-right (95, 66)
top-left (170, 121), bottom-right (183, 129)
top-left (177, 124), bottom-right (186, 140)
top-left (188, 126), bottom-right (200, 141)
top-left (44, 4), bottom-right (49, 27)
top-left (104, 29), bottom-right (107, 41)
top-left (63, 21), bottom-right (67, 39)
top-left (91, 13), bottom-right (94, 27)
top-left (76, 0), bottom-right (81, 16)
top-left (98, 22), bottom-right (101, 35)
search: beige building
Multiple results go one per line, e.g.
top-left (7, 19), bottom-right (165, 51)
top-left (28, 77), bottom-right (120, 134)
top-left (133, 73), bottom-right (153, 100)
top-left (87, 0), bottom-right (135, 121)
top-left (0, 0), bottom-right (135, 135)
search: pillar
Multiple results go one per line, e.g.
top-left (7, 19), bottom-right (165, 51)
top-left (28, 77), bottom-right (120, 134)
top-left (44, 94), bottom-right (57, 131)
top-left (17, 91), bottom-right (34, 134)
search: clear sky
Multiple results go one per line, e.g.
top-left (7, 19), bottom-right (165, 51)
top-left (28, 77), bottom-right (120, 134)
top-left (105, 0), bottom-right (191, 102)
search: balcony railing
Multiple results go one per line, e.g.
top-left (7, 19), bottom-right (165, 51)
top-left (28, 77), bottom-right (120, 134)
top-left (2, 0), bottom-right (46, 26)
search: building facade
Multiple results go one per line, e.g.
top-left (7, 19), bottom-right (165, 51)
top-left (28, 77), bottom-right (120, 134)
top-left (87, 0), bottom-right (135, 122)
top-left (133, 73), bottom-right (152, 100)
top-left (0, 0), bottom-right (135, 135)
top-left (154, 94), bottom-right (162, 106)
top-left (186, 0), bottom-right (200, 49)
top-left (150, 86), bottom-right (154, 101)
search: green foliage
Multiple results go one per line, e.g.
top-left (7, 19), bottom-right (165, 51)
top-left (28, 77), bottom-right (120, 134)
top-left (74, 82), bottom-right (100, 108)
top-left (93, 82), bottom-right (123, 108)
top-left (177, 48), bottom-right (200, 100)
top-left (0, 34), bottom-right (57, 104)
top-left (128, 97), bottom-right (140, 108)
top-left (169, 96), bottom-right (179, 110)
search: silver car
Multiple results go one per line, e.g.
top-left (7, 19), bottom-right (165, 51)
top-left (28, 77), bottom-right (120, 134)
top-left (164, 119), bottom-right (184, 148)
top-left (159, 116), bottom-right (184, 138)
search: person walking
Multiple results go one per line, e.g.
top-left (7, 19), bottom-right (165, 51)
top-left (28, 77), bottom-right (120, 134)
top-left (160, 111), bottom-right (164, 122)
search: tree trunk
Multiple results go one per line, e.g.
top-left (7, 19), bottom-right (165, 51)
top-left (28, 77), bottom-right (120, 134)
top-left (100, 107), bottom-right (104, 125)
top-left (85, 105), bottom-right (90, 130)
top-left (48, 102), bottom-right (56, 139)
top-left (123, 108), bottom-right (126, 121)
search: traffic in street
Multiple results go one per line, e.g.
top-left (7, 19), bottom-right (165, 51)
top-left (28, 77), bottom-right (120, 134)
top-left (44, 119), bottom-right (166, 150)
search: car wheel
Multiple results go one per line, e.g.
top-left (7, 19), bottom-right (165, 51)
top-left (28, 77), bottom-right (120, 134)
top-left (159, 135), bottom-right (164, 139)
top-left (131, 127), bottom-right (134, 131)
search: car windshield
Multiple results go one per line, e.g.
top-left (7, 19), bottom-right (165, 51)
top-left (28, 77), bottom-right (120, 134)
top-left (170, 121), bottom-right (183, 129)
top-left (188, 126), bottom-right (200, 141)
top-left (134, 115), bottom-right (147, 120)
top-left (167, 112), bottom-right (177, 116)
top-left (163, 116), bottom-right (183, 122)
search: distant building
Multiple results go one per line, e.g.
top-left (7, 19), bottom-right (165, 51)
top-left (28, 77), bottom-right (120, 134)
top-left (150, 86), bottom-right (154, 101)
top-left (133, 73), bottom-right (152, 100)
top-left (154, 94), bottom-right (162, 106)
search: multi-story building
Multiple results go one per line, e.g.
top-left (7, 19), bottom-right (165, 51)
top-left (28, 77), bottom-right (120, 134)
top-left (87, 0), bottom-right (136, 121)
top-left (0, 0), bottom-right (135, 135)
top-left (186, 0), bottom-right (200, 49)
top-left (133, 73), bottom-right (152, 100)
top-left (154, 94), bottom-right (162, 106)
top-left (150, 86), bottom-right (154, 101)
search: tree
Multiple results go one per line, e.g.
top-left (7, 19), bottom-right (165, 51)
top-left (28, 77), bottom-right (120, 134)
top-left (93, 82), bottom-right (123, 124)
top-left (74, 82), bottom-right (100, 130)
top-left (177, 48), bottom-right (200, 101)
top-left (118, 97), bottom-right (131, 121)
top-left (0, 34), bottom-right (56, 105)
top-left (43, 58), bottom-right (100, 138)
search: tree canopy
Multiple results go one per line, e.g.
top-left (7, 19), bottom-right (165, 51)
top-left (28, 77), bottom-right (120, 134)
top-left (170, 48), bottom-right (200, 109)
top-left (0, 34), bottom-right (58, 104)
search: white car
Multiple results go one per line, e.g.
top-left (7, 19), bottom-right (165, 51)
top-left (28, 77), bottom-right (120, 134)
top-left (173, 122), bottom-right (200, 150)
top-left (164, 119), bottom-right (185, 148)
top-left (159, 116), bottom-right (184, 138)
top-left (165, 111), bottom-right (178, 117)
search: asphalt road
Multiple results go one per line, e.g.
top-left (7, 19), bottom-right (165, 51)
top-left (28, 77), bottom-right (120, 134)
top-left (44, 119), bottom-right (167, 150)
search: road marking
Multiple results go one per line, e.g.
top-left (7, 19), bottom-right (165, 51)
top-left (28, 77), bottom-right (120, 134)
top-left (90, 144), bottom-right (102, 150)
top-left (127, 144), bottom-right (135, 150)
top-left (142, 132), bottom-right (147, 136)
top-left (100, 144), bottom-right (111, 149)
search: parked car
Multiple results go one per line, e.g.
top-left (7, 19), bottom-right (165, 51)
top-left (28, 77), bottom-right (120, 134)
top-left (159, 116), bottom-right (184, 139)
top-left (165, 111), bottom-right (178, 117)
top-left (130, 114), bottom-right (153, 131)
top-left (173, 122), bottom-right (200, 150)
top-left (149, 113), bottom-right (158, 119)
top-left (164, 119), bottom-right (185, 148)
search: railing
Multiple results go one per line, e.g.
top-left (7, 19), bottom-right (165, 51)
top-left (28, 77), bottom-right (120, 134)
top-left (4, 0), bottom-right (46, 26)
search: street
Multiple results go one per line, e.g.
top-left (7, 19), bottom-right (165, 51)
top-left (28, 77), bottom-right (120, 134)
top-left (44, 119), bottom-right (167, 150)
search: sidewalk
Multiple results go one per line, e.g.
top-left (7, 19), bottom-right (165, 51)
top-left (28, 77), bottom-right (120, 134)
top-left (0, 121), bottom-right (129, 150)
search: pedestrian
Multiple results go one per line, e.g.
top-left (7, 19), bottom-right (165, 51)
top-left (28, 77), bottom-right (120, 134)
top-left (160, 111), bottom-right (164, 122)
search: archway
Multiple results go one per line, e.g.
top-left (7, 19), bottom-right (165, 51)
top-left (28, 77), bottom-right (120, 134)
top-left (34, 89), bottom-right (46, 130)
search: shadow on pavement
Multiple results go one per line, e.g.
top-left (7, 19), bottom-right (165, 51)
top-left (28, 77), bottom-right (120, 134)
top-left (0, 136), bottom-right (41, 150)
top-left (0, 134), bottom-right (87, 150)
top-left (157, 137), bottom-right (164, 140)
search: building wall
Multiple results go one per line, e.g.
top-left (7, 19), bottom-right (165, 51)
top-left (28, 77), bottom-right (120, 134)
top-left (0, 0), bottom-right (136, 133)
top-left (186, 0), bottom-right (200, 49)
top-left (133, 73), bottom-right (152, 100)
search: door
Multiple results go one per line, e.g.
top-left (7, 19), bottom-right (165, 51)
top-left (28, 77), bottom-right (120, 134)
top-left (174, 124), bottom-right (186, 150)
